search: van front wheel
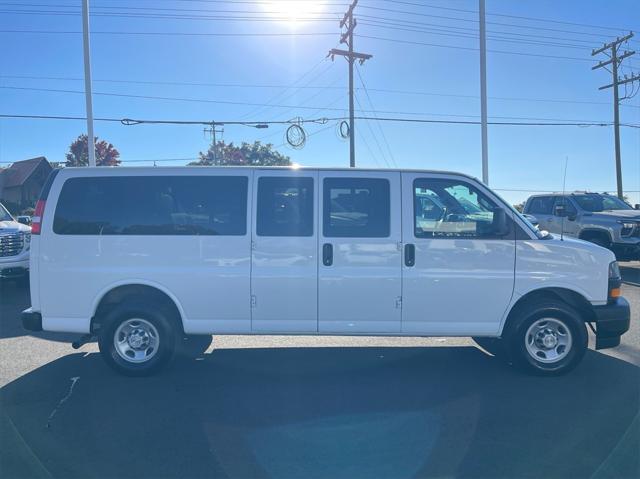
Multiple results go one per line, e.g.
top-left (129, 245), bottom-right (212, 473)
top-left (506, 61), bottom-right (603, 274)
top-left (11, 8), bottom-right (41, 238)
top-left (506, 301), bottom-right (587, 376)
top-left (98, 303), bottom-right (177, 376)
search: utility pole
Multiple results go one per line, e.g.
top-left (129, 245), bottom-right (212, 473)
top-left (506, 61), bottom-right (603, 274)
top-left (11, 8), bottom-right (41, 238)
top-left (329, 0), bottom-right (372, 168)
top-left (479, 0), bottom-right (489, 185)
top-left (592, 32), bottom-right (639, 199)
top-left (204, 124), bottom-right (224, 163)
top-left (81, 0), bottom-right (96, 167)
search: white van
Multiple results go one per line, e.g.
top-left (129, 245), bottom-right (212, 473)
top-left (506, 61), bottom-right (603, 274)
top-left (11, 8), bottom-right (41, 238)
top-left (22, 167), bottom-right (630, 376)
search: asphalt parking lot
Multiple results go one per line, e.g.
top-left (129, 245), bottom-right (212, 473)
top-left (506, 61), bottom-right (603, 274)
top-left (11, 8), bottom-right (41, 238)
top-left (1, 265), bottom-right (639, 479)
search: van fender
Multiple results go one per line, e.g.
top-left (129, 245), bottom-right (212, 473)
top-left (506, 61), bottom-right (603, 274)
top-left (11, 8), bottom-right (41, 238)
top-left (497, 282), bottom-right (598, 336)
top-left (91, 279), bottom-right (188, 327)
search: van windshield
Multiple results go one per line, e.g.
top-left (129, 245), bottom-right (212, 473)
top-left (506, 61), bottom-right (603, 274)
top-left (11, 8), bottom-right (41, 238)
top-left (0, 203), bottom-right (14, 222)
top-left (573, 194), bottom-right (632, 212)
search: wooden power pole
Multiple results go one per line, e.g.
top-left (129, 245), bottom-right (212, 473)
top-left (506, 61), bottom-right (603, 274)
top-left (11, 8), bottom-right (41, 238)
top-left (592, 32), bottom-right (639, 199)
top-left (329, 0), bottom-right (372, 168)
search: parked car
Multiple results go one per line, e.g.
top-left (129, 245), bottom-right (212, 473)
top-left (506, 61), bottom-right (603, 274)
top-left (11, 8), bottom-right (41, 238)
top-left (22, 168), bottom-right (630, 376)
top-left (523, 192), bottom-right (640, 261)
top-left (16, 215), bottom-right (32, 226)
top-left (0, 202), bottom-right (31, 279)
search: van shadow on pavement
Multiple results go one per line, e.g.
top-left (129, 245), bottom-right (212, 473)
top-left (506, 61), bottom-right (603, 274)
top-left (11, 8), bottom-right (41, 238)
top-left (1, 346), bottom-right (638, 479)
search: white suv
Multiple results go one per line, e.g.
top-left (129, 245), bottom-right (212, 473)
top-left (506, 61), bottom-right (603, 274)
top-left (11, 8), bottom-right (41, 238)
top-left (22, 167), bottom-right (631, 376)
top-left (0, 202), bottom-right (31, 279)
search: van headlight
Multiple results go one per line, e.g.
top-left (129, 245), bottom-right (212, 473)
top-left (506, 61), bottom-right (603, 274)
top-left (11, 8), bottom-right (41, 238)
top-left (608, 261), bottom-right (621, 300)
top-left (609, 261), bottom-right (621, 279)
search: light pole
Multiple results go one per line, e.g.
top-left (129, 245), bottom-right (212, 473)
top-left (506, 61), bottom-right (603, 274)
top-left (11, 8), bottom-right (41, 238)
top-left (82, 0), bottom-right (96, 167)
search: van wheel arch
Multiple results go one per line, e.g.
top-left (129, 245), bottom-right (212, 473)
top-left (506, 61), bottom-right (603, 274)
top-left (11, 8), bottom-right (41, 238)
top-left (92, 284), bottom-right (184, 336)
top-left (503, 288), bottom-right (595, 337)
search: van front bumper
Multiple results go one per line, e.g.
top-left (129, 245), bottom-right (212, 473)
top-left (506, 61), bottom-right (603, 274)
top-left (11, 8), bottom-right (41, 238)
top-left (592, 297), bottom-right (630, 349)
top-left (22, 308), bottom-right (42, 332)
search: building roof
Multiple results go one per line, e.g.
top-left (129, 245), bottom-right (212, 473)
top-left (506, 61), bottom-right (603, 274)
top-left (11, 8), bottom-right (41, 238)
top-left (0, 157), bottom-right (50, 188)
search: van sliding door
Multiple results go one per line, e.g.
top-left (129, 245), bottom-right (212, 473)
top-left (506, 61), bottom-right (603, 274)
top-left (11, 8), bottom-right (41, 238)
top-left (318, 171), bottom-right (402, 333)
top-left (250, 170), bottom-right (319, 332)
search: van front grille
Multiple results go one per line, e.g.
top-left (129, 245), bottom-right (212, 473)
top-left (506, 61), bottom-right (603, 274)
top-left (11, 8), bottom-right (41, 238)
top-left (0, 233), bottom-right (24, 257)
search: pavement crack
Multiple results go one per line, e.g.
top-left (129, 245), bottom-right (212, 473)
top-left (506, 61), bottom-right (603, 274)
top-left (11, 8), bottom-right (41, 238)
top-left (46, 376), bottom-right (80, 429)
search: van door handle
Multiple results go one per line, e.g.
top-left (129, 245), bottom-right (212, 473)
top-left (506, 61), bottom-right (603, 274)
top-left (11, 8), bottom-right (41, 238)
top-left (322, 243), bottom-right (333, 266)
top-left (405, 243), bottom-right (415, 267)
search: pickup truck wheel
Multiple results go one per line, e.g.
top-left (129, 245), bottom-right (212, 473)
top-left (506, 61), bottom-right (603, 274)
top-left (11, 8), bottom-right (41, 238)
top-left (98, 303), bottom-right (177, 376)
top-left (506, 301), bottom-right (587, 376)
top-left (472, 337), bottom-right (504, 357)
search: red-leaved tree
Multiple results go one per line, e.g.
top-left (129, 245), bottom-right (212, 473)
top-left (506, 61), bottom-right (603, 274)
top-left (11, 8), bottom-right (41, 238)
top-left (66, 134), bottom-right (121, 167)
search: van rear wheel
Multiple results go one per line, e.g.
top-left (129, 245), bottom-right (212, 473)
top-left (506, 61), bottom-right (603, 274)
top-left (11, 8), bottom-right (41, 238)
top-left (98, 303), bottom-right (177, 376)
top-left (505, 300), bottom-right (587, 376)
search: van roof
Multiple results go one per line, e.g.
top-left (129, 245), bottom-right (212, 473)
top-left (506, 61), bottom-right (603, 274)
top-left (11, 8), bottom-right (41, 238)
top-left (57, 166), bottom-right (480, 181)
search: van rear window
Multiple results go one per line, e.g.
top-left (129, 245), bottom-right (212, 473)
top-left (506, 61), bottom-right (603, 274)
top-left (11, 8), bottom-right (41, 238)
top-left (53, 176), bottom-right (248, 236)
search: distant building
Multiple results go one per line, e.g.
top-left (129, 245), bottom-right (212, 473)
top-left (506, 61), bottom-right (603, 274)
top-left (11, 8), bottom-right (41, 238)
top-left (0, 157), bottom-right (53, 211)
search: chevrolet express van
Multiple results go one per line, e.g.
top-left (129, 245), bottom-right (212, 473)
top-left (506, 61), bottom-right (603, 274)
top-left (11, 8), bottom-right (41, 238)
top-left (22, 167), bottom-right (630, 376)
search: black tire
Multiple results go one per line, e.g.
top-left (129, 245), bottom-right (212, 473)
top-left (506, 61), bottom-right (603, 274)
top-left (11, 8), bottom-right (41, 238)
top-left (98, 302), bottom-right (178, 376)
top-left (472, 337), bottom-right (504, 357)
top-left (504, 300), bottom-right (588, 376)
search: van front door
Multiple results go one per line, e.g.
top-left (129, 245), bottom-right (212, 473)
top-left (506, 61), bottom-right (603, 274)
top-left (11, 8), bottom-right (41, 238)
top-left (401, 173), bottom-right (516, 336)
top-left (318, 171), bottom-right (402, 333)
top-left (251, 171), bottom-right (318, 332)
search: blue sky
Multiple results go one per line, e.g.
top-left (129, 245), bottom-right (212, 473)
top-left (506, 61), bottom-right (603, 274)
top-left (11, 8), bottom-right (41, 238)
top-left (1, 0), bottom-right (639, 205)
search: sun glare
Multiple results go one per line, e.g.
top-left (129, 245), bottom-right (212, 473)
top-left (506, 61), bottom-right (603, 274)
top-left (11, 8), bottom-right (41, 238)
top-left (264, 1), bottom-right (326, 27)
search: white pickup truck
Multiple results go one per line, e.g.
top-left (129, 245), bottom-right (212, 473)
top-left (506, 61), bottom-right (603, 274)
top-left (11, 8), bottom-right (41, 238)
top-left (0, 201), bottom-right (31, 279)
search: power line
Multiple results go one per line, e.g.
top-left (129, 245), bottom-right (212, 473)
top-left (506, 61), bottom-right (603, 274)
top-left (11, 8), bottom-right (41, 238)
top-left (379, 0), bottom-right (640, 35)
top-left (0, 29), bottom-right (336, 37)
top-left (1, 113), bottom-right (638, 128)
top-left (240, 59), bottom-right (335, 120)
top-left (357, 34), bottom-right (596, 62)
top-left (3, 74), bottom-right (639, 109)
top-left (354, 92), bottom-right (390, 167)
top-left (361, 4), bottom-right (640, 43)
top-left (357, 20), bottom-right (595, 50)
top-left (0, 8), bottom-right (342, 22)
top-left (355, 64), bottom-right (396, 168)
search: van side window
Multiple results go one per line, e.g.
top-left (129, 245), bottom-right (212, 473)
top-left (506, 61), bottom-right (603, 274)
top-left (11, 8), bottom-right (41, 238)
top-left (256, 177), bottom-right (314, 237)
top-left (323, 178), bottom-right (390, 238)
top-left (527, 196), bottom-right (554, 215)
top-left (413, 178), bottom-right (502, 239)
top-left (53, 176), bottom-right (248, 235)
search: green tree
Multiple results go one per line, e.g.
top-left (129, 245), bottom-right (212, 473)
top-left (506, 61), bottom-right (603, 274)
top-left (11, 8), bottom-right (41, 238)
top-left (66, 134), bottom-right (121, 167)
top-left (191, 141), bottom-right (291, 166)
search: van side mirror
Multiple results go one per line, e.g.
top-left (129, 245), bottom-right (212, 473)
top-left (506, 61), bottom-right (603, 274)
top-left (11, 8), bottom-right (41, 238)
top-left (635, 204), bottom-right (640, 210)
top-left (492, 209), bottom-right (510, 237)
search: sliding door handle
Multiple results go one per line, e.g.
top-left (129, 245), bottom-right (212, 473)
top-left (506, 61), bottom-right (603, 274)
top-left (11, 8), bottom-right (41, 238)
top-left (322, 243), bottom-right (333, 266)
top-left (404, 243), bottom-right (415, 267)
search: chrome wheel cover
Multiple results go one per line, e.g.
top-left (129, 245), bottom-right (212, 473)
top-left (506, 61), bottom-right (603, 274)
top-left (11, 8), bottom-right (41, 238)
top-left (114, 318), bottom-right (160, 364)
top-left (525, 318), bottom-right (573, 364)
